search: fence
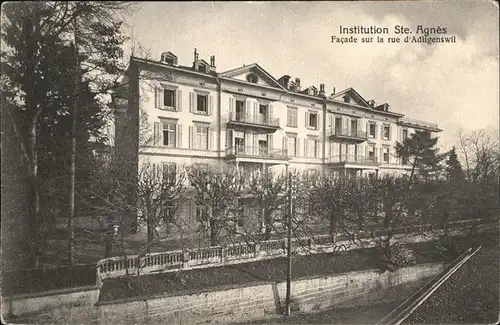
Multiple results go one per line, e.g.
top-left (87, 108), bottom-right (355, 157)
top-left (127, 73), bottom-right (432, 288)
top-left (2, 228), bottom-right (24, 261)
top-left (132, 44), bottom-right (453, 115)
top-left (96, 218), bottom-right (488, 282)
top-left (2, 218), bottom-right (488, 296)
top-left (2, 264), bottom-right (96, 296)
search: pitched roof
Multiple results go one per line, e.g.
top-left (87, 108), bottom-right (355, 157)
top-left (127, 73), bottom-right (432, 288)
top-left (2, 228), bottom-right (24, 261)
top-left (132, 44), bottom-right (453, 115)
top-left (329, 88), bottom-right (370, 107)
top-left (218, 63), bottom-right (287, 90)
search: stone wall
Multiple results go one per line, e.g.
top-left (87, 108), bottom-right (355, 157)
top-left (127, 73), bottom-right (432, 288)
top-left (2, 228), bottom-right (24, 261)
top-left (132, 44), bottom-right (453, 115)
top-left (2, 262), bottom-right (444, 324)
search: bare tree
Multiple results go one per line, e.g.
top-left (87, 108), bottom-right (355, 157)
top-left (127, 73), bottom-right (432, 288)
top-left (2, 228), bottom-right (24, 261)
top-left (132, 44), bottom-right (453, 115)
top-left (310, 175), bottom-right (349, 237)
top-left (247, 171), bottom-right (287, 241)
top-left (457, 128), bottom-right (500, 183)
top-left (137, 162), bottom-right (187, 246)
top-left (187, 166), bottom-right (246, 246)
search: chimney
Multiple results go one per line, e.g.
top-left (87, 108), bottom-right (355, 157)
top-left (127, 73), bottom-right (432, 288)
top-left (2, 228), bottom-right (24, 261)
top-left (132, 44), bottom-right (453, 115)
top-left (194, 48), bottom-right (199, 62)
top-left (319, 83), bottom-right (325, 97)
top-left (278, 75), bottom-right (291, 89)
top-left (209, 55), bottom-right (216, 73)
top-left (294, 78), bottom-right (301, 92)
top-left (331, 87), bottom-right (336, 96)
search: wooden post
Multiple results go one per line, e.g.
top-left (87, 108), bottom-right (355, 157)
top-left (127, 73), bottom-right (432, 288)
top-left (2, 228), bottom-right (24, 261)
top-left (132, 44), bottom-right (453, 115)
top-left (285, 171), bottom-right (293, 316)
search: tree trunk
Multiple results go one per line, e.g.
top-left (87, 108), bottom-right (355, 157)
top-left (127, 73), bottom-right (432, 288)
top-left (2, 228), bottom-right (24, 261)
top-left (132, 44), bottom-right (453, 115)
top-left (383, 202), bottom-right (393, 228)
top-left (264, 210), bottom-right (272, 240)
top-left (210, 219), bottom-right (218, 246)
top-left (147, 219), bottom-right (154, 244)
top-left (329, 213), bottom-right (337, 236)
top-left (68, 40), bottom-right (79, 266)
top-left (29, 120), bottom-right (41, 268)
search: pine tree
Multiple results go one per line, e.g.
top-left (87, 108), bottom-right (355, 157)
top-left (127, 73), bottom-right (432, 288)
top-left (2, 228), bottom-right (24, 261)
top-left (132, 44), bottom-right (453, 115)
top-left (445, 147), bottom-right (464, 181)
top-left (395, 130), bottom-right (442, 182)
top-left (1, 2), bottom-right (131, 266)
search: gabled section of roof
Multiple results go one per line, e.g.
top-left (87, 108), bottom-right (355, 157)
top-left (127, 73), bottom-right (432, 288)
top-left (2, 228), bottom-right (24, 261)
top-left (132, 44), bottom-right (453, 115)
top-left (194, 58), bottom-right (210, 66)
top-left (329, 88), bottom-right (370, 108)
top-left (301, 86), bottom-right (317, 92)
top-left (218, 63), bottom-right (287, 90)
top-left (161, 51), bottom-right (177, 58)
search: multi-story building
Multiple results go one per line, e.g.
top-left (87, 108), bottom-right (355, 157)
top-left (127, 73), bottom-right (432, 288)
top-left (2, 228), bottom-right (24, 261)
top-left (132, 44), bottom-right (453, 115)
top-left (113, 49), bottom-right (442, 238)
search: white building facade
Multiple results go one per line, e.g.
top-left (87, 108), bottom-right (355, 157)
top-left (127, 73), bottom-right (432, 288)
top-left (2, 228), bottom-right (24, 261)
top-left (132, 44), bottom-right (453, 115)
top-left (114, 49), bottom-right (442, 238)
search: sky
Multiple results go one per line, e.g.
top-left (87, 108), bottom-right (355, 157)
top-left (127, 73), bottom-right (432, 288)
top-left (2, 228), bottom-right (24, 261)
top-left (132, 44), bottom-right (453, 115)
top-left (122, 1), bottom-right (499, 151)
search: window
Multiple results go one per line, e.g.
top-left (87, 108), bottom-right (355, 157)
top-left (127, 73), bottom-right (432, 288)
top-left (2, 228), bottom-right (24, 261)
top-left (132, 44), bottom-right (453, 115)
top-left (308, 112), bottom-right (318, 129)
top-left (343, 96), bottom-right (350, 103)
top-left (161, 204), bottom-right (175, 223)
top-left (287, 137), bottom-right (297, 156)
top-left (235, 137), bottom-right (245, 154)
top-left (163, 89), bottom-right (175, 108)
top-left (307, 138), bottom-right (317, 157)
top-left (196, 205), bottom-right (210, 222)
top-left (369, 123), bottom-right (376, 138)
top-left (162, 163), bottom-right (177, 182)
top-left (383, 125), bottom-right (390, 140)
top-left (403, 129), bottom-right (408, 140)
top-left (259, 104), bottom-right (268, 124)
top-left (368, 145), bottom-right (375, 160)
top-left (307, 169), bottom-right (319, 178)
top-left (335, 117), bottom-right (342, 134)
top-left (195, 124), bottom-right (209, 150)
top-left (287, 107), bottom-right (298, 127)
top-left (258, 140), bottom-right (268, 156)
top-left (383, 147), bottom-right (390, 163)
top-left (198, 64), bottom-right (207, 73)
top-left (196, 94), bottom-right (208, 114)
top-left (162, 120), bottom-right (176, 147)
top-left (350, 119), bottom-right (358, 136)
top-left (235, 100), bottom-right (245, 121)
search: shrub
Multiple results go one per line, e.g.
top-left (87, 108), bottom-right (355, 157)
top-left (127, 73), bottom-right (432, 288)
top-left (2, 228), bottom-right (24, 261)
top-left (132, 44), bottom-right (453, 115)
top-left (435, 235), bottom-right (463, 261)
top-left (378, 243), bottom-right (416, 272)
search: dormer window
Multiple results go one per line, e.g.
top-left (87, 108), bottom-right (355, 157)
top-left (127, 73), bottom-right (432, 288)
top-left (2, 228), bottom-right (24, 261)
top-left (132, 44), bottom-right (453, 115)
top-left (246, 73), bottom-right (258, 83)
top-left (161, 52), bottom-right (177, 65)
top-left (164, 57), bottom-right (174, 65)
top-left (198, 63), bottom-right (207, 73)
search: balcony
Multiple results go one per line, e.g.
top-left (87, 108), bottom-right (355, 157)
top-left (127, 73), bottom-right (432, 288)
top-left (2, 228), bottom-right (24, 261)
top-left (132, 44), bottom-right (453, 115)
top-left (329, 128), bottom-right (368, 143)
top-left (327, 155), bottom-right (378, 167)
top-left (227, 112), bottom-right (280, 133)
top-left (225, 146), bottom-right (288, 164)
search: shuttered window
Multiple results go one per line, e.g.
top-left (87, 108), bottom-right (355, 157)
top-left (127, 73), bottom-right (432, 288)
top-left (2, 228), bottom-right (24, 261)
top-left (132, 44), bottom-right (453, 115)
top-left (287, 107), bottom-right (298, 127)
top-left (155, 87), bottom-right (182, 112)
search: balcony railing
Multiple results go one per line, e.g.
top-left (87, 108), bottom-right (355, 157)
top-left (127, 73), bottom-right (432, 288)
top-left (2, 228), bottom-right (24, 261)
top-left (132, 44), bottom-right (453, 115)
top-left (225, 146), bottom-right (288, 159)
top-left (329, 128), bottom-right (368, 141)
top-left (327, 154), bottom-right (378, 165)
top-left (228, 112), bottom-right (279, 127)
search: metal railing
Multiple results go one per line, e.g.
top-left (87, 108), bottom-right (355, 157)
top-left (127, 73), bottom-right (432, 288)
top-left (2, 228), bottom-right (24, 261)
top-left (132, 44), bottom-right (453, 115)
top-left (327, 154), bottom-right (378, 165)
top-left (95, 218), bottom-right (488, 282)
top-left (225, 146), bottom-right (288, 159)
top-left (228, 112), bottom-right (279, 127)
top-left (329, 128), bottom-right (368, 139)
